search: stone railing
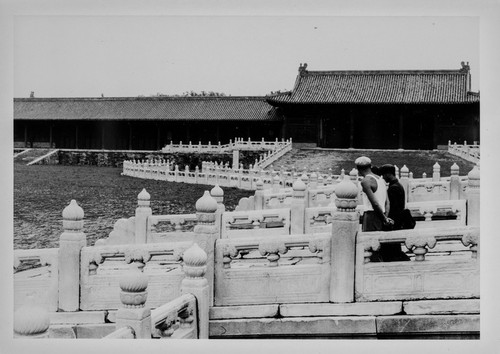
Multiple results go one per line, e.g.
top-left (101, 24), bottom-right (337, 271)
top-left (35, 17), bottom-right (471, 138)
top-left (161, 137), bottom-right (290, 154)
top-left (13, 176), bottom-right (480, 339)
top-left (356, 226), bottom-right (479, 301)
top-left (122, 158), bottom-right (476, 205)
top-left (214, 233), bottom-right (332, 306)
top-left (220, 208), bottom-right (291, 239)
top-left (161, 137), bottom-right (292, 170)
top-left (448, 140), bottom-right (480, 164)
top-left (107, 163), bottom-right (481, 248)
top-left (103, 243), bottom-right (209, 339)
top-left (15, 241), bottom-right (210, 339)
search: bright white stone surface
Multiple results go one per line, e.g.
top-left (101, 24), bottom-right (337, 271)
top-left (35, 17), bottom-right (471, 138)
top-left (50, 311), bottom-right (107, 324)
top-left (403, 299), bottom-right (479, 315)
top-left (210, 304), bottom-right (279, 319)
top-left (376, 314), bottom-right (479, 334)
top-left (280, 302), bottom-right (402, 317)
top-left (210, 316), bottom-right (376, 337)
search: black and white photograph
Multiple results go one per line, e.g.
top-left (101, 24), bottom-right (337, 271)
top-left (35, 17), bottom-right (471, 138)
top-left (2, 0), bottom-right (499, 352)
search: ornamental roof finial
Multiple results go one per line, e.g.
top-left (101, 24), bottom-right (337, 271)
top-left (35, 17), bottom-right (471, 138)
top-left (299, 63), bottom-right (308, 75)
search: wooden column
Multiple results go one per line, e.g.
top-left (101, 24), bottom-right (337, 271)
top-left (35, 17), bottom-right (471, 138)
top-left (128, 123), bottom-right (132, 150)
top-left (156, 124), bottom-right (160, 150)
top-left (49, 124), bottom-right (53, 148)
top-left (398, 114), bottom-right (404, 149)
top-left (24, 124), bottom-right (28, 147)
top-left (349, 113), bottom-right (354, 148)
top-left (186, 123), bottom-right (191, 141)
top-left (75, 124), bottom-right (79, 149)
top-left (101, 125), bottom-right (105, 150)
top-left (319, 117), bottom-right (324, 147)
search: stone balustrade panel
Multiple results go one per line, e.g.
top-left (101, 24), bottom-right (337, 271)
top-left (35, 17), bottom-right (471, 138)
top-left (96, 217), bottom-right (135, 245)
top-left (263, 189), bottom-right (293, 210)
top-left (221, 208), bottom-right (291, 239)
top-left (14, 248), bottom-right (59, 311)
top-left (234, 196), bottom-right (256, 211)
top-left (80, 241), bottom-right (194, 310)
top-left (448, 142), bottom-right (480, 164)
top-left (214, 233), bottom-right (331, 305)
top-left (408, 180), bottom-right (451, 202)
top-left (304, 206), bottom-right (337, 234)
top-left (355, 227), bottom-right (479, 302)
top-left (407, 199), bottom-right (467, 229)
top-left (308, 185), bottom-right (337, 207)
top-left (147, 214), bottom-right (198, 243)
top-left (151, 293), bottom-right (198, 339)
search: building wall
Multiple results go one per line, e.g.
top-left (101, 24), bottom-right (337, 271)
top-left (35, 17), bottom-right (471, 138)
top-left (13, 120), bottom-right (283, 150)
top-left (279, 103), bottom-right (479, 149)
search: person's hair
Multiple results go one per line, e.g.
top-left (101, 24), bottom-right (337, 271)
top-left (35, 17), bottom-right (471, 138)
top-left (356, 164), bottom-right (371, 173)
top-left (379, 164), bottom-right (396, 176)
top-left (372, 166), bottom-right (379, 176)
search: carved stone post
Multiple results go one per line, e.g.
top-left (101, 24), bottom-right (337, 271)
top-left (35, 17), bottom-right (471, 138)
top-left (330, 176), bottom-right (359, 303)
top-left (349, 168), bottom-right (362, 206)
top-left (14, 295), bottom-right (50, 338)
top-left (115, 263), bottom-right (151, 338)
top-left (450, 163), bottom-right (461, 200)
top-left (467, 165), bottom-right (480, 226)
top-left (135, 189), bottom-right (152, 244)
top-left (194, 191), bottom-right (218, 306)
top-left (210, 184), bottom-right (225, 237)
top-left (291, 178), bottom-right (307, 234)
top-left (181, 243), bottom-right (210, 339)
top-left (232, 150), bottom-right (239, 170)
top-left (254, 178), bottom-right (264, 210)
top-left (309, 172), bottom-right (318, 189)
top-left (400, 165), bottom-right (410, 202)
top-left (58, 200), bottom-right (87, 311)
top-left (272, 174), bottom-right (281, 193)
top-left (432, 162), bottom-right (441, 182)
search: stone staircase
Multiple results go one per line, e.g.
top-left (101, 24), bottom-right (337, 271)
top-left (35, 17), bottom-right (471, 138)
top-left (14, 149), bottom-right (56, 165)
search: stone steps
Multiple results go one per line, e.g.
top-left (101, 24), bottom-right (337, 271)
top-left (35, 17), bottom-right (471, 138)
top-left (46, 299), bottom-right (479, 339)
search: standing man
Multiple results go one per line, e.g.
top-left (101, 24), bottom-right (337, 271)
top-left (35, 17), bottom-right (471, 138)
top-left (379, 164), bottom-right (410, 262)
top-left (379, 164), bottom-right (405, 230)
top-left (355, 156), bottom-right (392, 232)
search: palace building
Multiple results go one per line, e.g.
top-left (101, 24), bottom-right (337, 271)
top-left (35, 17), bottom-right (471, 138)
top-left (266, 62), bottom-right (479, 149)
top-left (14, 62), bottom-right (479, 150)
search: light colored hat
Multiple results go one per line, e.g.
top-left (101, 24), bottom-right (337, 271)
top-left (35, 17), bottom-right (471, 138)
top-left (355, 156), bottom-right (371, 166)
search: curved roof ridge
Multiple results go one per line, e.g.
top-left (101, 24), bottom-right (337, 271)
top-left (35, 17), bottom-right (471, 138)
top-left (304, 69), bottom-right (465, 76)
top-left (14, 96), bottom-right (266, 102)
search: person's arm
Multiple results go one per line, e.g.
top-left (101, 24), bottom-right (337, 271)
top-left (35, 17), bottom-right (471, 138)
top-left (361, 178), bottom-right (390, 224)
top-left (385, 190), bottom-right (390, 217)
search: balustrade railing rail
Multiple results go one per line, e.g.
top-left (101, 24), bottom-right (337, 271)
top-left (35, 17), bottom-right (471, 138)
top-left (448, 140), bottom-right (480, 164)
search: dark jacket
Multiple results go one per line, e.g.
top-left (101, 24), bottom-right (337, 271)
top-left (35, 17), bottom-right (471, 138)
top-left (387, 179), bottom-right (405, 230)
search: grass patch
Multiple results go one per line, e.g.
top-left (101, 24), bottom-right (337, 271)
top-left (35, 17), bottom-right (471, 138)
top-left (14, 164), bottom-right (253, 249)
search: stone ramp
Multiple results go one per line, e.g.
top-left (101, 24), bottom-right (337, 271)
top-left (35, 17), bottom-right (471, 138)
top-left (14, 148), bottom-right (55, 165)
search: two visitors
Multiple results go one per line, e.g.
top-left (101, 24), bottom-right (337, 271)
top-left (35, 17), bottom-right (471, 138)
top-left (355, 156), bottom-right (411, 262)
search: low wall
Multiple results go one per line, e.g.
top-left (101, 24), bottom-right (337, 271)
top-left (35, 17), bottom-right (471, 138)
top-left (30, 149), bottom-right (263, 168)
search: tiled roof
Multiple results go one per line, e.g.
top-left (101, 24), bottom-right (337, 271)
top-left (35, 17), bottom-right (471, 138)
top-left (14, 96), bottom-right (282, 121)
top-left (266, 66), bottom-right (480, 105)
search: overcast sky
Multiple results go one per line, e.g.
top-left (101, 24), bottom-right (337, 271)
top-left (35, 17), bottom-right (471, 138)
top-left (13, 15), bottom-right (479, 98)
